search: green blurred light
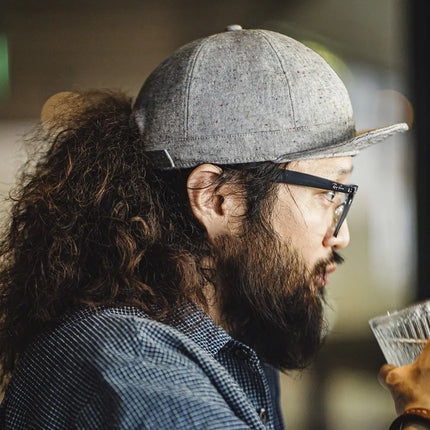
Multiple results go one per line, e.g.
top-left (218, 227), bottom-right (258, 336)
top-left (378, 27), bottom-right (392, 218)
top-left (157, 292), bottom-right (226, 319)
top-left (301, 40), bottom-right (352, 83)
top-left (0, 34), bottom-right (10, 102)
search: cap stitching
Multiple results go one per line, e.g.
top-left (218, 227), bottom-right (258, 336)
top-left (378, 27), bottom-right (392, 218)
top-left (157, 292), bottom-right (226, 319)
top-left (145, 122), bottom-right (405, 147)
top-left (146, 123), bottom-right (407, 168)
top-left (184, 38), bottom-right (210, 139)
top-left (257, 30), bottom-right (297, 128)
top-left (146, 123), bottom-right (354, 144)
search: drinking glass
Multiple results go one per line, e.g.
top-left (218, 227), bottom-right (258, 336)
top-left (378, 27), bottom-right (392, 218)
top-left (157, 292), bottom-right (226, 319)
top-left (369, 300), bottom-right (430, 367)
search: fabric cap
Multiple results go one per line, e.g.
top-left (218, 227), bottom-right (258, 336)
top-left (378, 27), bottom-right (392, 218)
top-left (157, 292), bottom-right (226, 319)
top-left (133, 26), bottom-right (408, 169)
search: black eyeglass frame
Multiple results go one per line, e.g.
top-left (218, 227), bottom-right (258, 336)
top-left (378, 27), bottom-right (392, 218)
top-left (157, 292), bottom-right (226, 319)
top-left (274, 169), bottom-right (358, 237)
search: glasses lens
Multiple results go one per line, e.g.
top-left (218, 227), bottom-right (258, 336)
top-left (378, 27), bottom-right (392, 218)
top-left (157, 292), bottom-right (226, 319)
top-left (333, 192), bottom-right (355, 237)
top-left (334, 203), bottom-right (345, 225)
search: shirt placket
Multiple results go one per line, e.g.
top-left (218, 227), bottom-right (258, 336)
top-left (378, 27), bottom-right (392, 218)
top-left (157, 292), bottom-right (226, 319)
top-left (219, 342), bottom-right (276, 430)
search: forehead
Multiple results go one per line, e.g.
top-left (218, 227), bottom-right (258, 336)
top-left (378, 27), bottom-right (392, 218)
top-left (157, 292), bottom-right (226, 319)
top-left (287, 156), bottom-right (353, 180)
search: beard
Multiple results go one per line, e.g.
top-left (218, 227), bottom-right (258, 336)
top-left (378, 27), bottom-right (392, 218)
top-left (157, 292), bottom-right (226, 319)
top-left (210, 227), bottom-right (344, 371)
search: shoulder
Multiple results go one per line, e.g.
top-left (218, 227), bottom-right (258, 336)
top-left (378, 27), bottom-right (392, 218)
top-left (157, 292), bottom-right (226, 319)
top-left (30, 307), bottom-right (196, 359)
top-left (1, 308), bottom-right (253, 429)
top-left (20, 307), bottom-right (214, 383)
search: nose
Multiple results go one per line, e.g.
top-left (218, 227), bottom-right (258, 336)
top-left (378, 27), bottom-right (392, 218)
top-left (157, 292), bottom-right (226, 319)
top-left (323, 220), bottom-right (350, 250)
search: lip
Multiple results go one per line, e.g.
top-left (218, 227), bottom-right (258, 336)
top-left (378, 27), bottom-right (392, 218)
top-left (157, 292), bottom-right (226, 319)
top-left (325, 264), bottom-right (337, 275)
top-left (317, 263), bottom-right (337, 288)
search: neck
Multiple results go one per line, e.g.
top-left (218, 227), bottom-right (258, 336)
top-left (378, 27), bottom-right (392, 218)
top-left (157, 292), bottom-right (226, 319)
top-left (201, 282), bottom-right (223, 327)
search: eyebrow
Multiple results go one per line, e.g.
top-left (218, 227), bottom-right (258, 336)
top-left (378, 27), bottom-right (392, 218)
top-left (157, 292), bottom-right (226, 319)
top-left (329, 165), bottom-right (354, 179)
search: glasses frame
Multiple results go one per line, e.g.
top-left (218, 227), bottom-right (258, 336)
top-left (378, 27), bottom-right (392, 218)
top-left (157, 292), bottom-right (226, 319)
top-left (274, 169), bottom-right (358, 237)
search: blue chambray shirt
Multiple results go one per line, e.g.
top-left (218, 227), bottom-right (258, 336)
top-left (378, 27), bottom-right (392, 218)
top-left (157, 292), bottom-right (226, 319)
top-left (0, 306), bottom-right (286, 429)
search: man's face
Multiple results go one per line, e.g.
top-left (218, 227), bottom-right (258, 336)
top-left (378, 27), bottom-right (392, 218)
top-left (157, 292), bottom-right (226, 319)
top-left (271, 156), bottom-right (352, 288)
top-left (210, 156), bottom-right (353, 370)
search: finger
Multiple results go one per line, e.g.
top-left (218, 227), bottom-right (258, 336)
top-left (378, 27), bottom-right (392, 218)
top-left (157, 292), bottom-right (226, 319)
top-left (378, 363), bottom-right (396, 388)
top-left (417, 337), bottom-right (430, 355)
top-left (415, 338), bottom-right (430, 366)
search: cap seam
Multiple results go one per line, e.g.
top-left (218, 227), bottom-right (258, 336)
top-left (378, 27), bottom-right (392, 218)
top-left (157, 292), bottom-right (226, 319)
top-left (257, 30), bottom-right (297, 127)
top-left (145, 122), bottom-right (405, 146)
top-left (145, 123), bottom-right (407, 167)
top-left (184, 38), bottom-right (210, 139)
top-left (146, 121), bottom-right (356, 144)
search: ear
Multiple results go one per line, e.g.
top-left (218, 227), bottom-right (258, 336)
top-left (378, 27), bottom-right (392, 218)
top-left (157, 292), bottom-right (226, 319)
top-left (187, 164), bottom-right (243, 240)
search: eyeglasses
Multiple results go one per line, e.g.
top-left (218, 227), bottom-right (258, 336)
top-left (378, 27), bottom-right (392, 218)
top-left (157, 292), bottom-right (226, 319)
top-left (274, 169), bottom-right (358, 237)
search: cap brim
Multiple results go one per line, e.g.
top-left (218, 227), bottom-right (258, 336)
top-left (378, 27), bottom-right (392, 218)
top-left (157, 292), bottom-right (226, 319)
top-left (275, 122), bottom-right (409, 163)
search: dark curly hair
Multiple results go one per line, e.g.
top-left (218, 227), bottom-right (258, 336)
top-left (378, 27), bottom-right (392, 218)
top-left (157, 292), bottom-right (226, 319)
top-left (0, 90), bottom-right (283, 386)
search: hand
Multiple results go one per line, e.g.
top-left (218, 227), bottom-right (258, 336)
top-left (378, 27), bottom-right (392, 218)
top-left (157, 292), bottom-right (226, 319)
top-left (378, 339), bottom-right (430, 415)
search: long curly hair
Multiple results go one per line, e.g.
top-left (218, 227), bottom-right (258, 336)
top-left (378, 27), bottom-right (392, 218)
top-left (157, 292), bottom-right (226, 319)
top-left (0, 90), bottom-right (282, 386)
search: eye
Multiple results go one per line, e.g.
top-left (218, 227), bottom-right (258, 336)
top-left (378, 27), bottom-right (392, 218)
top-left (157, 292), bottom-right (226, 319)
top-left (324, 191), bottom-right (336, 202)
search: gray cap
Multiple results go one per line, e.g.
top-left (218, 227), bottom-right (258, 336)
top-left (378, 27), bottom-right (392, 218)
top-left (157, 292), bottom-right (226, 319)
top-left (133, 25), bottom-right (408, 169)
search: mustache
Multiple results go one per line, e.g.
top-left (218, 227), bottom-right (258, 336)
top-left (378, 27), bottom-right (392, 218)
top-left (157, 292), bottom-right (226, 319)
top-left (313, 250), bottom-right (344, 280)
top-left (333, 250), bottom-right (344, 265)
top-left (320, 250), bottom-right (344, 267)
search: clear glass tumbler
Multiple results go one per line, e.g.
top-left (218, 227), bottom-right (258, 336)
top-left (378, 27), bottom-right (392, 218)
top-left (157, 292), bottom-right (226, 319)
top-left (369, 300), bottom-right (430, 367)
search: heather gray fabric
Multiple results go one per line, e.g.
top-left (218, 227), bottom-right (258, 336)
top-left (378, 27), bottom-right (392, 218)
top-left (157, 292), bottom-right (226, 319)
top-left (133, 26), bottom-right (408, 169)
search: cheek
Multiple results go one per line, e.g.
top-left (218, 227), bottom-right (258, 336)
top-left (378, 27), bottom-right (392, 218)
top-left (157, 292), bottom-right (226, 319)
top-left (271, 191), bottom-right (330, 263)
top-left (272, 189), bottom-right (322, 237)
top-left (271, 195), bottom-right (312, 247)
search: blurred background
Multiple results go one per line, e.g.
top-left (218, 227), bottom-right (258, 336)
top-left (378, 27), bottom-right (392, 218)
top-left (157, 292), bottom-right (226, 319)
top-left (0, 1), bottom-right (428, 429)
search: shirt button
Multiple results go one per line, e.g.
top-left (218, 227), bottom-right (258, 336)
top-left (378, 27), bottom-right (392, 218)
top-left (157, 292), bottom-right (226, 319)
top-left (257, 408), bottom-right (269, 425)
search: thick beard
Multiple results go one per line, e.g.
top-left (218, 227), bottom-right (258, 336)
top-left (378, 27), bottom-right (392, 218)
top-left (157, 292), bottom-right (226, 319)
top-left (211, 228), bottom-right (343, 371)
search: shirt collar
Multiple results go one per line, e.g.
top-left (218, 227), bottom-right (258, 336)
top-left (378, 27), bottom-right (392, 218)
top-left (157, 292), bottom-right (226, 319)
top-left (169, 301), bottom-right (232, 357)
top-left (82, 302), bottom-right (233, 358)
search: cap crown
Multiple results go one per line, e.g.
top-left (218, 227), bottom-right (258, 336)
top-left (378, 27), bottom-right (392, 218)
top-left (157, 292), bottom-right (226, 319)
top-left (134, 29), bottom-right (356, 168)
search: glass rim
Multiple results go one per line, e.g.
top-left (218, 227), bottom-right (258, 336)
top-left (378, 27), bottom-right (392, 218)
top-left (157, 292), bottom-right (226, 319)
top-left (369, 299), bottom-right (430, 326)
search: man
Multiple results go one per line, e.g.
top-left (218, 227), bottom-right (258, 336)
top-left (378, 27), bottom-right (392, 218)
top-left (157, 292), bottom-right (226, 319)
top-left (0, 25), bottom-right (428, 429)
